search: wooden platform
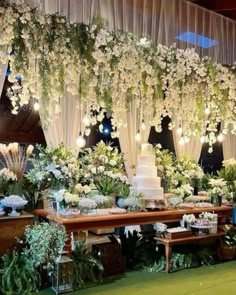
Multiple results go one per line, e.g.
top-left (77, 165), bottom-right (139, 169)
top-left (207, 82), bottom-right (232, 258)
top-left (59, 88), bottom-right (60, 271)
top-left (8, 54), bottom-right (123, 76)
top-left (154, 230), bottom-right (225, 272)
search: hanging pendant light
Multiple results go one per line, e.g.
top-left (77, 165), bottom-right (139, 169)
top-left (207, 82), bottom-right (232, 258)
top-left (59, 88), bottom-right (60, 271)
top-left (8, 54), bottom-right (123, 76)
top-left (135, 130), bottom-right (141, 142)
top-left (141, 120), bottom-right (146, 131)
top-left (34, 101), bottom-right (40, 111)
top-left (176, 126), bottom-right (182, 135)
top-left (76, 132), bottom-right (86, 148)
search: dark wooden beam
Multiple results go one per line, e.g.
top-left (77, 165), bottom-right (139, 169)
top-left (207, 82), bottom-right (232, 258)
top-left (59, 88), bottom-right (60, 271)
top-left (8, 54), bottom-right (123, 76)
top-left (0, 131), bottom-right (45, 144)
top-left (194, 0), bottom-right (236, 12)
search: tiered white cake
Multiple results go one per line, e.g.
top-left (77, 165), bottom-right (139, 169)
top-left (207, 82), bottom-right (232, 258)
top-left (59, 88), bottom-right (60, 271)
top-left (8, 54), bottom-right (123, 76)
top-left (131, 143), bottom-right (164, 205)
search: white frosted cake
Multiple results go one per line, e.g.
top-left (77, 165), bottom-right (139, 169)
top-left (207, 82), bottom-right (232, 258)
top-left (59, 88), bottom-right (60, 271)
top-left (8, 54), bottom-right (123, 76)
top-left (131, 143), bottom-right (164, 206)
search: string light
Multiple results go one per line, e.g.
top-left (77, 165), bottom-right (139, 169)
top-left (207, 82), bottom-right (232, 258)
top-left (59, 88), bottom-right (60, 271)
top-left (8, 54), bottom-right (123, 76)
top-left (217, 133), bottom-right (224, 142)
top-left (34, 102), bottom-right (40, 111)
top-left (82, 113), bottom-right (90, 126)
top-left (135, 130), bottom-right (141, 142)
top-left (141, 120), bottom-right (146, 131)
top-left (76, 132), bottom-right (86, 148)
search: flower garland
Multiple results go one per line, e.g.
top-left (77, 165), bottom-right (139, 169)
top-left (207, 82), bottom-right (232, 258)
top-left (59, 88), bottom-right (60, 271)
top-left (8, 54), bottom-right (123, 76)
top-left (1, 1), bottom-right (236, 150)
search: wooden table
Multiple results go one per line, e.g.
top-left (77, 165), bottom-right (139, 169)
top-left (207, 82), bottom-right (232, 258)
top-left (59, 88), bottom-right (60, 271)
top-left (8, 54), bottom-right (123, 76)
top-left (34, 207), bottom-right (231, 254)
top-left (34, 206), bottom-right (232, 231)
top-left (0, 211), bottom-right (34, 256)
top-left (154, 230), bottom-right (225, 273)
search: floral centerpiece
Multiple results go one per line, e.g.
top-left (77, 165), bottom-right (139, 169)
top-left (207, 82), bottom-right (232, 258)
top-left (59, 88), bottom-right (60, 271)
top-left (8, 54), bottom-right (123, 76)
top-left (208, 178), bottom-right (228, 206)
top-left (218, 159), bottom-right (236, 205)
top-left (154, 144), bottom-right (175, 193)
top-left (26, 144), bottom-right (81, 195)
top-left (173, 183), bottom-right (193, 200)
top-left (80, 141), bottom-right (130, 203)
top-left (173, 155), bottom-right (204, 193)
top-left (182, 214), bottom-right (196, 229)
top-left (123, 192), bottom-right (144, 212)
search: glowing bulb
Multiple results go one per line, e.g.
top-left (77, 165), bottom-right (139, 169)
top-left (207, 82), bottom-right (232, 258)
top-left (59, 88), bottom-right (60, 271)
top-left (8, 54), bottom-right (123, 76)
top-left (82, 114), bottom-right (90, 126)
top-left (217, 133), bottom-right (224, 142)
top-left (200, 135), bottom-right (205, 144)
top-left (76, 132), bottom-right (86, 148)
top-left (135, 131), bottom-right (141, 142)
top-left (179, 137), bottom-right (185, 145)
top-left (141, 121), bottom-right (146, 131)
top-left (176, 127), bottom-right (182, 135)
top-left (204, 107), bottom-right (210, 115)
top-left (34, 102), bottom-right (40, 111)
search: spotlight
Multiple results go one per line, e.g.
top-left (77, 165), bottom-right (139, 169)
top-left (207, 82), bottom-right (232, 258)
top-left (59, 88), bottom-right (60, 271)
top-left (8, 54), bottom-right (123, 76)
top-left (104, 128), bottom-right (110, 134)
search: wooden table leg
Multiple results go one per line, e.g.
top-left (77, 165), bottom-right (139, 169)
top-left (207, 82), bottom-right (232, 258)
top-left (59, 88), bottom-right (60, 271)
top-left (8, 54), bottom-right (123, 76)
top-left (165, 244), bottom-right (172, 273)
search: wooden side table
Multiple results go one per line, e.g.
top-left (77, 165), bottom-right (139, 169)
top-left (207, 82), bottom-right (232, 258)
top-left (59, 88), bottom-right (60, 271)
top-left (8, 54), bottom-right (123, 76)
top-left (154, 230), bottom-right (225, 273)
top-left (0, 211), bottom-right (34, 256)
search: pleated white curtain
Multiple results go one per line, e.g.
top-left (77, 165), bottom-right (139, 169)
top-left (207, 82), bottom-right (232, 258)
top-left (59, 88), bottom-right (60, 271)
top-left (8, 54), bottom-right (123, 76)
top-left (222, 134), bottom-right (236, 160)
top-left (0, 61), bottom-right (7, 98)
top-left (118, 100), bottom-right (152, 180)
top-left (41, 91), bottom-right (88, 149)
top-left (172, 131), bottom-right (202, 162)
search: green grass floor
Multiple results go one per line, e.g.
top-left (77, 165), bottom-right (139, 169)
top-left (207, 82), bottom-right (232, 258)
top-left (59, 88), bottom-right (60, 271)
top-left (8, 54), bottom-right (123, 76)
top-left (37, 261), bottom-right (236, 295)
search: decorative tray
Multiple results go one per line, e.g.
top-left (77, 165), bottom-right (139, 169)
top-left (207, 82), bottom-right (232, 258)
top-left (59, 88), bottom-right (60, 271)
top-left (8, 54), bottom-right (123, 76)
top-left (166, 227), bottom-right (192, 239)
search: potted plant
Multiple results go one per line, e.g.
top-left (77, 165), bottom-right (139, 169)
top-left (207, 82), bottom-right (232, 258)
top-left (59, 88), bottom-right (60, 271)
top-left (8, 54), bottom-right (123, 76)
top-left (208, 178), bottom-right (228, 206)
top-left (218, 159), bottom-right (236, 223)
top-left (219, 225), bottom-right (236, 260)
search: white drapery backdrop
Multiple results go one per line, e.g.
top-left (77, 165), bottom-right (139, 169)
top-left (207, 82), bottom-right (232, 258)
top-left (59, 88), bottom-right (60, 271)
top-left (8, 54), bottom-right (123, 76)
top-left (41, 91), bottom-right (88, 149)
top-left (222, 133), bottom-right (236, 160)
top-left (172, 131), bottom-right (203, 162)
top-left (118, 100), bottom-right (152, 180)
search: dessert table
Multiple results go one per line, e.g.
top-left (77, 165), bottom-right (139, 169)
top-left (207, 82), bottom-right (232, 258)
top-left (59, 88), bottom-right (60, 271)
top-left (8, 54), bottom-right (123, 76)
top-left (34, 206), bottom-right (232, 232)
top-left (34, 207), bottom-right (231, 255)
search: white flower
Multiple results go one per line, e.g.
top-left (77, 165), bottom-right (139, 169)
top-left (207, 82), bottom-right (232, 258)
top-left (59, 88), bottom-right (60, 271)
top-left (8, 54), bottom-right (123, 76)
top-left (91, 167), bottom-right (97, 174)
top-left (98, 166), bottom-right (105, 173)
top-left (209, 178), bottom-right (227, 188)
top-left (109, 160), bottom-right (117, 166)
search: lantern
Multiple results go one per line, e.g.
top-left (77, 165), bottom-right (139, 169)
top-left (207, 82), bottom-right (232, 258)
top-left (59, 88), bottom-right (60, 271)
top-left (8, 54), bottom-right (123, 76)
top-left (51, 255), bottom-right (74, 294)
